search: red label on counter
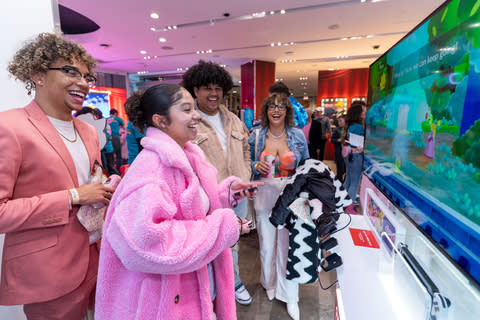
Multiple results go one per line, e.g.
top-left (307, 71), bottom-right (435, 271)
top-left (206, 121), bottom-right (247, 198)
top-left (349, 228), bottom-right (379, 248)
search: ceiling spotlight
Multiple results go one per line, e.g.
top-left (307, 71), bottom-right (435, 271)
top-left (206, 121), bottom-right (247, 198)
top-left (150, 27), bottom-right (157, 32)
top-left (167, 26), bottom-right (172, 30)
top-left (280, 9), bottom-right (286, 14)
top-left (173, 25), bottom-right (177, 29)
top-left (159, 37), bottom-right (167, 42)
top-left (150, 13), bottom-right (159, 19)
top-left (277, 42), bottom-right (281, 46)
top-left (270, 11), bottom-right (275, 15)
top-left (140, 50), bottom-right (147, 54)
top-left (271, 43), bottom-right (275, 47)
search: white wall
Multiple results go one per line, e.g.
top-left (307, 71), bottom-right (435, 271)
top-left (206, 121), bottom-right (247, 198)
top-left (0, 0), bottom-right (57, 318)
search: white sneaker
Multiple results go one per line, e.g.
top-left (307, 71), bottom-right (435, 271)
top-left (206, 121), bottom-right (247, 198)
top-left (235, 284), bottom-right (252, 305)
top-left (266, 288), bottom-right (275, 301)
top-left (287, 303), bottom-right (300, 320)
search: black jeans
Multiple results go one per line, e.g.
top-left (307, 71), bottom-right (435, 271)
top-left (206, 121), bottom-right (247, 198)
top-left (111, 136), bottom-right (123, 172)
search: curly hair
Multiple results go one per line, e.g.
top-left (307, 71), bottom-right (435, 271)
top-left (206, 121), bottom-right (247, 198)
top-left (260, 94), bottom-right (295, 128)
top-left (7, 33), bottom-right (96, 95)
top-left (181, 60), bottom-right (233, 98)
top-left (124, 90), bottom-right (144, 122)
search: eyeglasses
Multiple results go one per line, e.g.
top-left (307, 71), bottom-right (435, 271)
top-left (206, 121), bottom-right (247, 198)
top-left (48, 66), bottom-right (97, 86)
top-left (267, 104), bottom-right (287, 111)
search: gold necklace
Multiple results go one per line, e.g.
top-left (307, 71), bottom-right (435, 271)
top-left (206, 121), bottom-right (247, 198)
top-left (57, 128), bottom-right (78, 143)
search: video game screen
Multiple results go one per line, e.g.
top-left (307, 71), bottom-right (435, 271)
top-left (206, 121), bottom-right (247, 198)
top-left (365, 0), bottom-right (480, 284)
top-left (82, 90), bottom-right (111, 118)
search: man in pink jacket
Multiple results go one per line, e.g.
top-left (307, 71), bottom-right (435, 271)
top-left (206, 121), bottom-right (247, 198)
top-left (0, 33), bottom-right (115, 320)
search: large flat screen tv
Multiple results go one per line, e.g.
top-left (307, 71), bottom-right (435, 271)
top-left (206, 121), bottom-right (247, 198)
top-left (365, 0), bottom-right (480, 285)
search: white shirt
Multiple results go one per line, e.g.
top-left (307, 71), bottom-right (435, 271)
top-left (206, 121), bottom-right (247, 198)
top-left (199, 110), bottom-right (227, 153)
top-left (48, 116), bottom-right (90, 186)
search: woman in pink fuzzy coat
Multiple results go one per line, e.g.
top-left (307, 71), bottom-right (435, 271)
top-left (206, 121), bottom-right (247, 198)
top-left (95, 84), bottom-right (259, 319)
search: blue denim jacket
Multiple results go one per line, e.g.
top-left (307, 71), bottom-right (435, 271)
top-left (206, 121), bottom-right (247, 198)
top-left (248, 126), bottom-right (310, 180)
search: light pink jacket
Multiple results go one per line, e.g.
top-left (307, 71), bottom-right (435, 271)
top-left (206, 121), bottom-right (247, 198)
top-left (95, 127), bottom-right (240, 320)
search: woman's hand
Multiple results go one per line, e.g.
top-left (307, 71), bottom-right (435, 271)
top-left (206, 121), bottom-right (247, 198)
top-left (230, 180), bottom-right (264, 200)
top-left (75, 181), bottom-right (116, 206)
top-left (254, 161), bottom-right (271, 176)
top-left (238, 218), bottom-right (251, 235)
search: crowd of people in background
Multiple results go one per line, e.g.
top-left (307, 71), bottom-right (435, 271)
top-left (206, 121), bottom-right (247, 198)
top-left (0, 32), bottom-right (367, 320)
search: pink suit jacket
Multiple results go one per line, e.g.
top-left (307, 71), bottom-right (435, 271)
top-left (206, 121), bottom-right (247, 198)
top-left (0, 101), bottom-right (100, 305)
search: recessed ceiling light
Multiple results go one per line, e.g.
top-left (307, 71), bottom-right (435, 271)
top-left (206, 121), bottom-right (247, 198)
top-left (150, 27), bottom-right (157, 32)
top-left (270, 11), bottom-right (275, 15)
top-left (159, 37), bottom-right (167, 42)
top-left (150, 13), bottom-right (159, 19)
top-left (140, 50), bottom-right (147, 54)
top-left (280, 9), bottom-right (286, 14)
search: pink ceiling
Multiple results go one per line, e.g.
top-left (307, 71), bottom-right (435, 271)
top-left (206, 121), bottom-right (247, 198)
top-left (59, 0), bottom-right (446, 97)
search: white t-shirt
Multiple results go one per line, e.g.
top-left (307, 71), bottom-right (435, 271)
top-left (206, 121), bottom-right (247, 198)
top-left (48, 116), bottom-right (90, 186)
top-left (199, 110), bottom-right (227, 153)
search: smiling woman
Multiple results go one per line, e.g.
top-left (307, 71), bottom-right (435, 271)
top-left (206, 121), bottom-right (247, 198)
top-left (95, 83), bottom-right (261, 320)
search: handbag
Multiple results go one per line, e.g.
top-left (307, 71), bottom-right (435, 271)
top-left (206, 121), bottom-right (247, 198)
top-left (341, 145), bottom-right (351, 158)
top-left (252, 129), bottom-right (288, 214)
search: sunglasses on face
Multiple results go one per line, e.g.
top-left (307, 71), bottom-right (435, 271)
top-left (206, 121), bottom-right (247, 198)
top-left (267, 104), bottom-right (287, 111)
top-left (48, 65), bottom-right (97, 86)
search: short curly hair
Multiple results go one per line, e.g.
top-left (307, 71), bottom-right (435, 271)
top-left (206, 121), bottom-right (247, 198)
top-left (7, 33), bottom-right (96, 95)
top-left (182, 60), bottom-right (233, 98)
top-left (260, 94), bottom-right (295, 128)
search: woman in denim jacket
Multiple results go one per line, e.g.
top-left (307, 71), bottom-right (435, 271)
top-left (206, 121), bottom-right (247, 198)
top-left (248, 94), bottom-right (309, 320)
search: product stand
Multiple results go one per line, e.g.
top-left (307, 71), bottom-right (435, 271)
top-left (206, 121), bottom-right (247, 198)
top-left (332, 175), bottom-right (480, 320)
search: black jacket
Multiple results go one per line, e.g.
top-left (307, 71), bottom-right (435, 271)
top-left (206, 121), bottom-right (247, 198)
top-left (270, 159), bottom-right (352, 228)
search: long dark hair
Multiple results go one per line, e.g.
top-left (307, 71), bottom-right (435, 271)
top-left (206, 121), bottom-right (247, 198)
top-left (128, 84), bottom-right (184, 129)
top-left (341, 102), bottom-right (365, 143)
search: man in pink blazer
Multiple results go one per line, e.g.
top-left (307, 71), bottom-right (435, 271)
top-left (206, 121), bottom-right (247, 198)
top-left (0, 33), bottom-right (115, 320)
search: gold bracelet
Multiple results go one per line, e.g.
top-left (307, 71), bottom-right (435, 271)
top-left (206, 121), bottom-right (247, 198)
top-left (69, 188), bottom-right (80, 205)
top-left (254, 162), bottom-right (259, 171)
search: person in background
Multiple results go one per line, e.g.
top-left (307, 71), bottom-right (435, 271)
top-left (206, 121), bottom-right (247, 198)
top-left (182, 60), bottom-right (253, 305)
top-left (309, 108), bottom-right (332, 160)
top-left (342, 102), bottom-right (367, 213)
top-left (302, 108), bottom-right (313, 145)
top-left (95, 84), bottom-right (258, 319)
top-left (120, 126), bottom-right (128, 167)
top-left (249, 94), bottom-right (309, 320)
top-left (268, 81), bottom-right (290, 97)
top-left (0, 32), bottom-right (115, 320)
top-left (107, 109), bottom-right (124, 172)
top-left (331, 115), bottom-right (346, 182)
top-left (124, 91), bottom-right (145, 165)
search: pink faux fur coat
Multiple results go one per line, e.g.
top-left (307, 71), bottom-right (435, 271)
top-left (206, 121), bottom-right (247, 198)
top-left (95, 127), bottom-right (240, 320)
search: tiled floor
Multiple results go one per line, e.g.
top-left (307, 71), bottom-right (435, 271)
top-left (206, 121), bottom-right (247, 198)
top-left (235, 160), bottom-right (341, 320)
top-left (236, 231), bottom-right (337, 320)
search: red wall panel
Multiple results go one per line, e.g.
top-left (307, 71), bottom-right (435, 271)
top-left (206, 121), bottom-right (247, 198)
top-left (316, 68), bottom-right (369, 108)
